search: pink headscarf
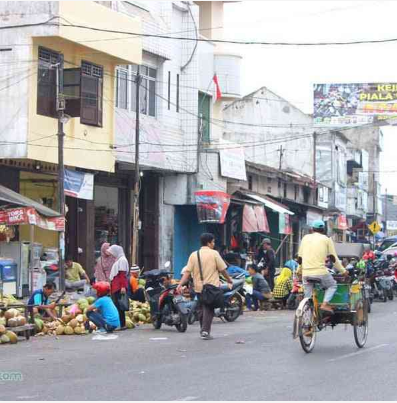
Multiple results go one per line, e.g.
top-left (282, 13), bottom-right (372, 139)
top-left (94, 243), bottom-right (116, 282)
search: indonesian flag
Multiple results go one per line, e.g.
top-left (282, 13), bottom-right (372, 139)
top-left (213, 74), bottom-right (222, 102)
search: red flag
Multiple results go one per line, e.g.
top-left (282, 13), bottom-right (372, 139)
top-left (213, 74), bottom-right (222, 101)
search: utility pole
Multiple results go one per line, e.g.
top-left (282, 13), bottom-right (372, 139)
top-left (385, 188), bottom-right (388, 236)
top-left (373, 172), bottom-right (377, 223)
top-left (132, 66), bottom-right (142, 266)
top-left (278, 145), bottom-right (284, 170)
top-left (54, 58), bottom-right (66, 291)
top-left (313, 131), bottom-right (317, 205)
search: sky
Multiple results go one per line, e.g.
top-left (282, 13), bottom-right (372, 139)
top-left (224, 0), bottom-right (397, 194)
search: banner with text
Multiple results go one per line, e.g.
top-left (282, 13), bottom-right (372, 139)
top-left (314, 83), bottom-right (397, 127)
top-left (64, 170), bottom-right (94, 200)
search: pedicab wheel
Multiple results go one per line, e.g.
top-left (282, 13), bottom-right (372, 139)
top-left (298, 300), bottom-right (316, 353)
top-left (353, 300), bottom-right (368, 348)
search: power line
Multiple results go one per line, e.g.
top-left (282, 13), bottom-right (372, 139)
top-left (3, 19), bottom-right (397, 47)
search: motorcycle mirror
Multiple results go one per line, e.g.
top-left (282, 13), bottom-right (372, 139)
top-left (164, 261), bottom-right (171, 269)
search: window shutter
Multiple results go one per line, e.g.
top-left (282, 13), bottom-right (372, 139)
top-left (37, 47), bottom-right (59, 118)
top-left (80, 61), bottom-right (103, 127)
top-left (64, 68), bottom-right (81, 118)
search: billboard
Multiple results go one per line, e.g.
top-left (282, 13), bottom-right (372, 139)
top-left (313, 83), bottom-right (397, 127)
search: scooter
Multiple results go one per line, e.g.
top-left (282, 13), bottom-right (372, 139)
top-left (372, 269), bottom-right (389, 303)
top-left (141, 262), bottom-right (189, 333)
top-left (187, 278), bottom-right (245, 324)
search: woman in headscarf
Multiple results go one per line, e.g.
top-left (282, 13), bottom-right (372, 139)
top-left (94, 243), bottom-right (116, 282)
top-left (272, 267), bottom-right (293, 308)
top-left (108, 245), bottom-right (129, 330)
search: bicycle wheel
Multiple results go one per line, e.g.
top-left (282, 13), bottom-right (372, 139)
top-left (298, 300), bottom-right (316, 353)
top-left (353, 300), bottom-right (368, 348)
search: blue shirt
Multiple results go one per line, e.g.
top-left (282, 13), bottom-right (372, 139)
top-left (93, 296), bottom-right (120, 328)
top-left (28, 290), bottom-right (48, 306)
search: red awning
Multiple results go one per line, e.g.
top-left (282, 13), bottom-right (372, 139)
top-left (242, 205), bottom-right (270, 233)
top-left (0, 207), bottom-right (65, 231)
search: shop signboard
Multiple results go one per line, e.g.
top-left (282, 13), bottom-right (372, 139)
top-left (0, 207), bottom-right (65, 231)
top-left (64, 169), bottom-right (94, 200)
top-left (337, 214), bottom-right (348, 231)
top-left (387, 221), bottom-right (397, 231)
top-left (314, 83), bottom-right (397, 127)
top-left (279, 213), bottom-right (292, 235)
top-left (219, 146), bottom-right (247, 181)
top-left (194, 191), bottom-right (231, 224)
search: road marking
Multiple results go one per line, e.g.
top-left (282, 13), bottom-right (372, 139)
top-left (327, 344), bottom-right (389, 362)
top-left (175, 396), bottom-right (199, 401)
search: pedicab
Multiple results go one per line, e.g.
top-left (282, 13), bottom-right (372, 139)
top-left (292, 274), bottom-right (368, 353)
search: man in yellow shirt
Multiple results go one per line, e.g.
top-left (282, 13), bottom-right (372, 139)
top-left (298, 220), bottom-right (347, 313)
top-left (65, 255), bottom-right (90, 290)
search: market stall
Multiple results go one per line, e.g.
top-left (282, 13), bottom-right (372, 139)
top-left (0, 184), bottom-right (65, 299)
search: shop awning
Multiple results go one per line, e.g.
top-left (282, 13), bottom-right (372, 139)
top-left (0, 184), bottom-right (60, 217)
top-left (0, 185), bottom-right (64, 231)
top-left (244, 193), bottom-right (294, 216)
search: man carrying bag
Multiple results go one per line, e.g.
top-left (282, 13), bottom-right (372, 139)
top-left (178, 233), bottom-right (233, 340)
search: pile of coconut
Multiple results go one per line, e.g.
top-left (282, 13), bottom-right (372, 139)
top-left (0, 308), bottom-right (27, 345)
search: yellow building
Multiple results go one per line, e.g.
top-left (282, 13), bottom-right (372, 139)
top-left (0, 1), bottom-right (142, 274)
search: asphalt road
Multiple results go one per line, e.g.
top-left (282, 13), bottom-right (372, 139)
top-left (2, 300), bottom-right (397, 401)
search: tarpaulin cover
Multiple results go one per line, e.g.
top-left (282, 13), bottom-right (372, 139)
top-left (0, 207), bottom-right (65, 231)
top-left (194, 191), bottom-right (231, 224)
top-left (242, 205), bottom-right (270, 233)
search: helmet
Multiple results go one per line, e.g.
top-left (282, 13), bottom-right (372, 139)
top-left (312, 219), bottom-right (325, 229)
top-left (93, 281), bottom-right (110, 297)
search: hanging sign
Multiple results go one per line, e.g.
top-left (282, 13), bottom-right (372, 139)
top-left (64, 169), bottom-right (94, 200)
top-left (279, 213), bottom-right (292, 235)
top-left (337, 214), bottom-right (348, 230)
top-left (219, 146), bottom-right (247, 181)
top-left (194, 191), bottom-right (231, 224)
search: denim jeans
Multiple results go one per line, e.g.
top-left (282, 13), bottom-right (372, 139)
top-left (303, 273), bottom-right (337, 303)
top-left (246, 290), bottom-right (266, 310)
top-left (86, 310), bottom-right (116, 332)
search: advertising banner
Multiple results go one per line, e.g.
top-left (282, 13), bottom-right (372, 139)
top-left (219, 146), bottom-right (247, 181)
top-left (314, 83), bottom-right (397, 127)
top-left (0, 207), bottom-right (65, 231)
top-left (64, 169), bottom-right (94, 200)
top-left (194, 191), bottom-right (231, 224)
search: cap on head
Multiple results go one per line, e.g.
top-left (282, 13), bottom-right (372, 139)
top-left (262, 238), bottom-right (271, 245)
top-left (312, 220), bottom-right (325, 230)
top-left (130, 265), bottom-right (140, 273)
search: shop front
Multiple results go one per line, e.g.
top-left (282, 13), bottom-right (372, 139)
top-left (0, 184), bottom-right (64, 298)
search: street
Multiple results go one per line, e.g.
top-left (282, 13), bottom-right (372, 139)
top-left (1, 301), bottom-right (397, 401)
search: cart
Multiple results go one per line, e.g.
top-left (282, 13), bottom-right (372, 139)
top-left (292, 276), bottom-right (368, 353)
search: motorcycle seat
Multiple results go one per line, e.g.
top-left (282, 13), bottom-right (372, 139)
top-left (305, 278), bottom-right (322, 285)
top-left (220, 279), bottom-right (244, 291)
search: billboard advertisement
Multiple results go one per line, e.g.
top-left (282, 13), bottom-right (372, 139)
top-left (313, 83), bottom-right (397, 127)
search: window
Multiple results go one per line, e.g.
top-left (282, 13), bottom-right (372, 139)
top-left (198, 92), bottom-right (211, 142)
top-left (283, 182), bottom-right (287, 198)
top-left (130, 64), bottom-right (156, 117)
top-left (80, 61), bottom-right (103, 127)
top-left (248, 175), bottom-right (253, 191)
top-left (176, 74), bottom-right (180, 113)
top-left (294, 185), bottom-right (299, 200)
top-left (167, 71), bottom-right (171, 110)
top-left (63, 68), bottom-right (81, 117)
top-left (37, 47), bottom-right (60, 118)
top-left (116, 68), bottom-right (128, 109)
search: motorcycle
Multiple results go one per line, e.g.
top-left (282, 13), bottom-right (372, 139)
top-left (187, 278), bottom-right (245, 325)
top-left (141, 262), bottom-right (189, 333)
top-left (372, 269), bottom-right (389, 303)
top-left (383, 268), bottom-right (395, 301)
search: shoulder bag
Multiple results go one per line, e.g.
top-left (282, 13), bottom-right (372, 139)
top-left (197, 251), bottom-right (224, 308)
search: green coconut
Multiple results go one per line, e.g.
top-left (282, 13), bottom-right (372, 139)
top-left (0, 325), bottom-right (5, 334)
top-left (64, 326), bottom-right (74, 335)
top-left (6, 331), bottom-right (17, 344)
top-left (1, 334), bottom-right (10, 344)
top-left (56, 325), bottom-right (65, 335)
top-left (34, 318), bottom-right (44, 332)
top-left (87, 296), bottom-right (95, 304)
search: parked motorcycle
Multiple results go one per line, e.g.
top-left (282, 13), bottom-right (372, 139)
top-left (141, 262), bottom-right (189, 333)
top-left (187, 278), bottom-right (245, 324)
top-left (372, 269), bottom-right (389, 303)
